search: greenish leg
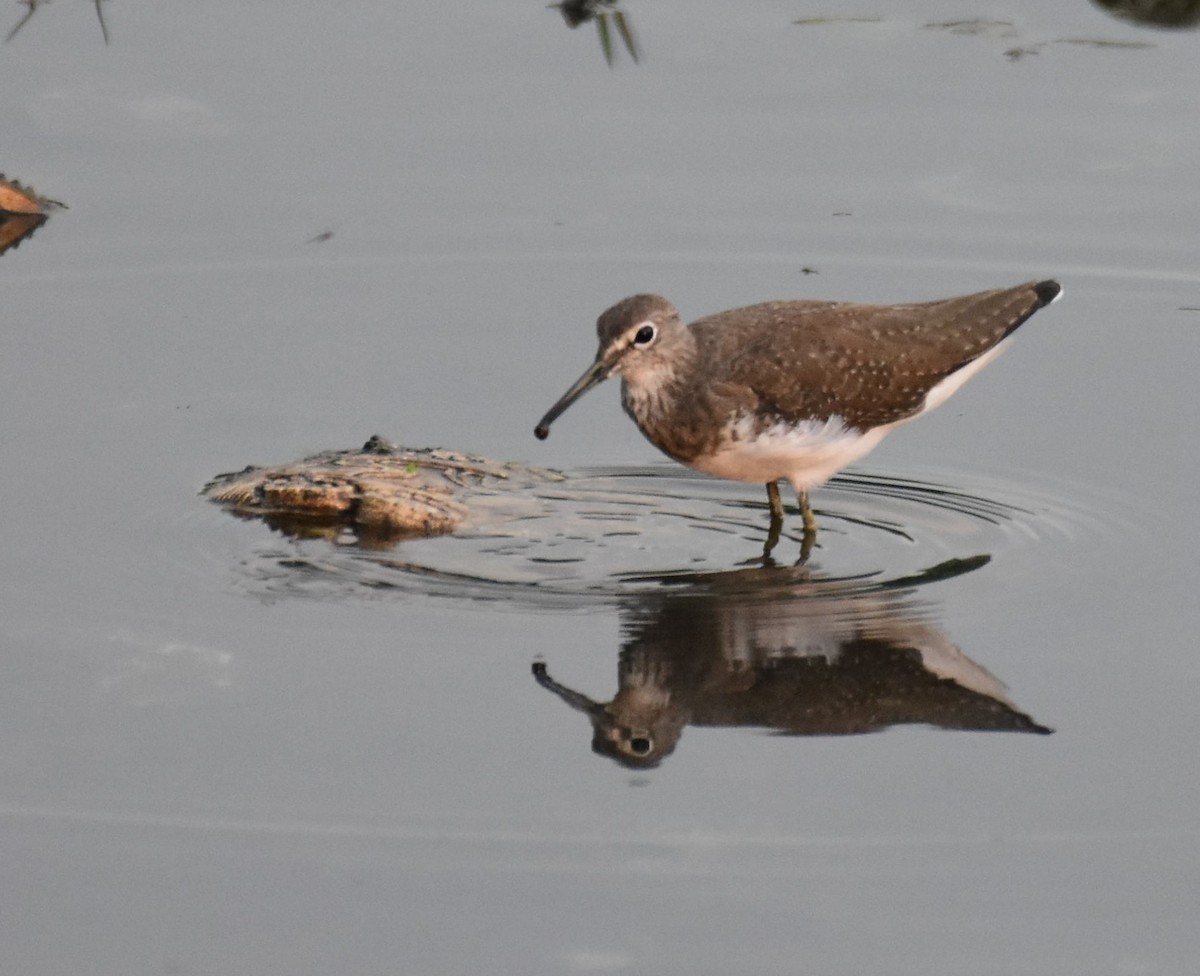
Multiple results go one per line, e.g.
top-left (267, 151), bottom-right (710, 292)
top-left (766, 481), bottom-right (785, 521)
top-left (763, 482), bottom-right (818, 564)
top-left (762, 481), bottom-right (785, 562)
top-left (798, 490), bottom-right (817, 536)
top-left (797, 489), bottom-right (817, 564)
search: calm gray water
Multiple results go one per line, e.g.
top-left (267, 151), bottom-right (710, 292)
top-left (3, 1), bottom-right (1199, 973)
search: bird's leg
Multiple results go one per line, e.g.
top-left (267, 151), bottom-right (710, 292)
top-left (797, 489), bottom-right (817, 565)
top-left (766, 480), bottom-right (785, 521)
top-left (797, 490), bottom-right (817, 534)
top-left (762, 481), bottom-right (785, 562)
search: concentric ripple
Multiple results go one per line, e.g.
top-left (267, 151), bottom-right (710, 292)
top-left (220, 464), bottom-right (1110, 607)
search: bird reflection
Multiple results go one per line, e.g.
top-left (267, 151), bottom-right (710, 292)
top-left (1090, 0), bottom-right (1200, 28)
top-left (533, 561), bottom-right (1050, 768)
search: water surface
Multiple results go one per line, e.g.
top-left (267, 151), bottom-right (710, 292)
top-left (2, 0), bottom-right (1198, 973)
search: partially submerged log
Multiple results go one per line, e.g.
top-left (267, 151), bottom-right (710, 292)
top-left (203, 435), bottom-right (563, 543)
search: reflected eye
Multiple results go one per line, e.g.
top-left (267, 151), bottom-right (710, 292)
top-left (632, 324), bottom-right (656, 347)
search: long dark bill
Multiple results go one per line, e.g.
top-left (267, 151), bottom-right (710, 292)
top-left (533, 359), bottom-right (611, 439)
top-left (531, 661), bottom-right (603, 716)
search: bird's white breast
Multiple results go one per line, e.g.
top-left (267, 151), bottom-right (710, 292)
top-left (689, 414), bottom-right (894, 491)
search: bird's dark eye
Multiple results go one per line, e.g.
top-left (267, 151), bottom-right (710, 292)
top-left (632, 324), bottom-right (656, 347)
top-left (629, 737), bottom-right (652, 755)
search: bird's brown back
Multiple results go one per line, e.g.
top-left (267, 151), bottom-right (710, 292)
top-left (689, 281), bottom-right (1055, 430)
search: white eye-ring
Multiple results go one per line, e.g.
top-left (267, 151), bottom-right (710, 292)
top-left (632, 322), bottom-right (656, 347)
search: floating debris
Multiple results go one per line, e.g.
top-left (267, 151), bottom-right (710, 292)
top-left (923, 19), bottom-right (1018, 37)
top-left (0, 174), bottom-right (66, 256)
top-left (1053, 36), bottom-right (1156, 49)
top-left (793, 16), bottom-right (883, 26)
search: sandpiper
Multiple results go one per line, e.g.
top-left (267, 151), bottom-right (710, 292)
top-left (534, 280), bottom-right (1061, 553)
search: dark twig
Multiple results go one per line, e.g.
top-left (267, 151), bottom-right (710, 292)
top-left (5, 0), bottom-right (110, 44)
top-left (94, 0), bottom-right (109, 44)
top-left (4, 0), bottom-right (42, 44)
